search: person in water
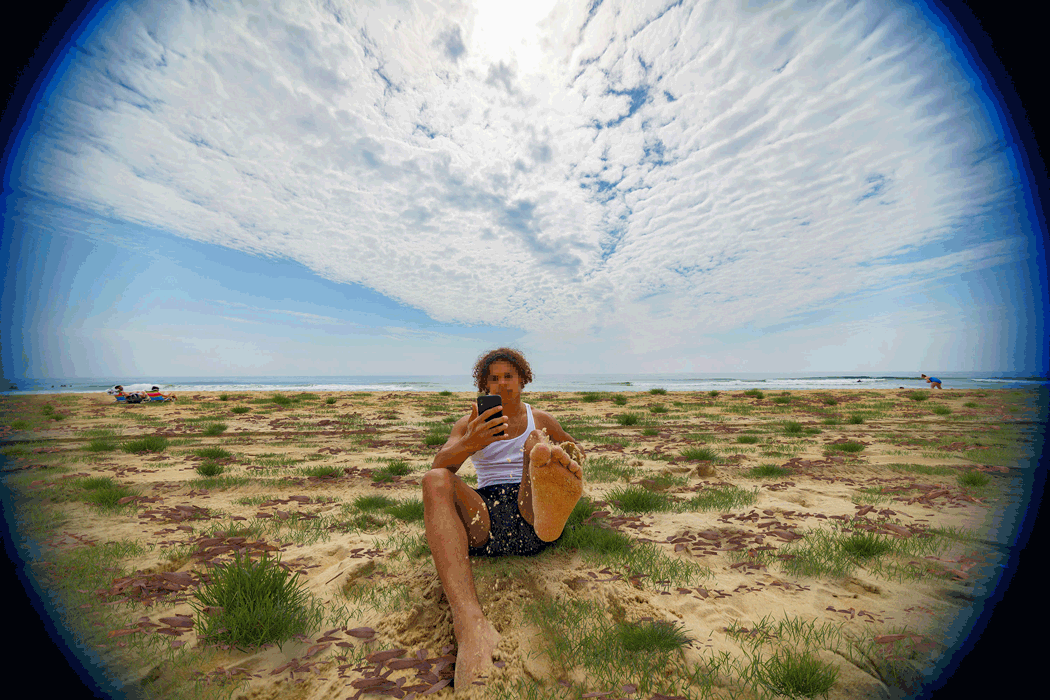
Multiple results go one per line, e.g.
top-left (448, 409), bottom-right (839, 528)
top-left (422, 347), bottom-right (584, 691)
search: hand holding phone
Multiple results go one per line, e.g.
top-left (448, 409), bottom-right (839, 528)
top-left (476, 394), bottom-right (505, 437)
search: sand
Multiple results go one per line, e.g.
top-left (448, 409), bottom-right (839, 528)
top-left (0, 387), bottom-right (1040, 699)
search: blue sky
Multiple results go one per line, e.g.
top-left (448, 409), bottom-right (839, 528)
top-left (2, 0), bottom-right (1047, 379)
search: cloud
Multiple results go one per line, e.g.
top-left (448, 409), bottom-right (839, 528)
top-left (11, 0), bottom-right (1031, 368)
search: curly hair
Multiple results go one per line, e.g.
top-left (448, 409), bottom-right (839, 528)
top-left (472, 347), bottom-right (534, 393)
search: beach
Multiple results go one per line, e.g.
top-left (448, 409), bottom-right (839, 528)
top-left (0, 387), bottom-right (1042, 699)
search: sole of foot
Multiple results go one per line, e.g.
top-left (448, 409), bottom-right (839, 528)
top-left (529, 439), bottom-right (584, 541)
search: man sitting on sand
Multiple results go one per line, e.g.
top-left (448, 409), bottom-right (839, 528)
top-left (921, 374), bottom-right (943, 389)
top-left (147, 386), bottom-right (177, 401)
top-left (423, 347), bottom-right (585, 692)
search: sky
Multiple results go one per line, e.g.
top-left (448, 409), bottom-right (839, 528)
top-left (2, 0), bottom-right (1047, 380)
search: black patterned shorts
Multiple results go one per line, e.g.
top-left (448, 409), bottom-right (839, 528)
top-left (467, 482), bottom-right (560, 557)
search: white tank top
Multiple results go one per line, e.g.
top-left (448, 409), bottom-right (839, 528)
top-left (471, 403), bottom-right (535, 489)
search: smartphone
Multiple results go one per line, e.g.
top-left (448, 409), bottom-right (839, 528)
top-left (477, 394), bottom-right (505, 437)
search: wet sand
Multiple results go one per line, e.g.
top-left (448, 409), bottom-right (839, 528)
top-left (0, 387), bottom-right (1040, 699)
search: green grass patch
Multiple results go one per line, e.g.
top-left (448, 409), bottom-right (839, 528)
top-left (352, 494), bottom-right (398, 512)
top-left (906, 392), bottom-right (929, 402)
top-left (385, 499), bottom-right (425, 522)
top-left (679, 485), bottom-right (758, 511)
top-left (616, 412), bottom-right (641, 426)
top-left (373, 459), bottom-right (413, 482)
top-left (584, 455), bottom-right (636, 482)
top-left (190, 552), bottom-right (323, 652)
top-left (825, 441), bottom-right (865, 453)
top-left (648, 404), bottom-right (668, 414)
top-left (783, 421), bottom-right (803, 435)
top-left (85, 437), bottom-right (116, 452)
top-left (201, 422), bottom-right (227, 436)
top-left (612, 394), bottom-right (628, 406)
top-left (736, 435), bottom-right (760, 444)
top-left (931, 405), bottom-right (952, 415)
top-left (839, 531), bottom-right (894, 559)
top-left (756, 647), bottom-right (838, 699)
top-left (606, 485), bottom-right (674, 513)
top-left (231, 406), bottom-right (250, 414)
top-left (680, 446), bottom-right (718, 461)
top-left (189, 475), bottom-right (253, 490)
top-left (80, 477), bottom-right (136, 511)
top-left (958, 470), bottom-right (991, 488)
top-left (746, 464), bottom-right (793, 479)
top-left (743, 389), bottom-right (764, 398)
top-left (886, 463), bottom-right (957, 476)
top-left (196, 462), bottom-right (225, 477)
top-left (195, 447), bottom-right (234, 460)
top-left (649, 388), bottom-right (668, 395)
top-left (121, 436), bottom-right (169, 453)
top-left (847, 414), bottom-right (865, 424)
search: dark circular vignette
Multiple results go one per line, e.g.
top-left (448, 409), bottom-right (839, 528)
top-left (4, 7), bottom-right (114, 699)
top-left (1, 1), bottom-right (1047, 699)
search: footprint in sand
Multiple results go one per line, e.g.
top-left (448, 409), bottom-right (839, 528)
top-left (529, 436), bottom-right (584, 542)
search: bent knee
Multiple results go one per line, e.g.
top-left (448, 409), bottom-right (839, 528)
top-left (523, 429), bottom-right (546, 450)
top-left (421, 468), bottom-right (455, 496)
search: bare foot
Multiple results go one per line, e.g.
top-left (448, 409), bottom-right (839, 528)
top-left (453, 617), bottom-right (500, 693)
top-left (529, 436), bottom-right (584, 541)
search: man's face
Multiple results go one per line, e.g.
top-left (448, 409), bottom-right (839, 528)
top-left (485, 360), bottom-right (523, 401)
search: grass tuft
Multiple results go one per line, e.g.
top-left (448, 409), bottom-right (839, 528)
top-left (616, 412), bottom-right (641, 426)
top-left (612, 619), bottom-right (692, 653)
top-left (825, 441), bottom-right (865, 453)
top-left (606, 485), bottom-right (674, 513)
top-left (191, 552), bottom-right (323, 652)
top-left (756, 647), bottom-right (838, 699)
top-left (839, 531), bottom-right (893, 559)
top-left (680, 446), bottom-right (718, 461)
top-left (958, 470), bottom-right (990, 488)
top-left (196, 462), bottom-right (225, 477)
top-left (746, 464), bottom-right (793, 479)
top-left (121, 436), bottom-right (169, 453)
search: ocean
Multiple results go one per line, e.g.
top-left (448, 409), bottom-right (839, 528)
top-left (2, 371), bottom-right (1047, 396)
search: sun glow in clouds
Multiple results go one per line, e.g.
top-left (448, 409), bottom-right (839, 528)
top-left (469, 0), bottom-right (560, 77)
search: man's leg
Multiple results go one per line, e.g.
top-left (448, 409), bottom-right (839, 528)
top-left (421, 469), bottom-right (501, 690)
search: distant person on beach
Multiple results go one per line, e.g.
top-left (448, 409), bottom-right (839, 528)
top-left (423, 347), bottom-right (584, 691)
top-left (921, 374), bottom-right (943, 389)
top-left (147, 386), bottom-right (176, 401)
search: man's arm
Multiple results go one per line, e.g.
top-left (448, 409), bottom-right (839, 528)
top-left (432, 402), bottom-right (510, 473)
top-left (432, 415), bottom-right (473, 474)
